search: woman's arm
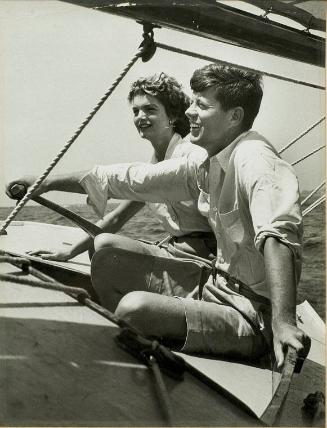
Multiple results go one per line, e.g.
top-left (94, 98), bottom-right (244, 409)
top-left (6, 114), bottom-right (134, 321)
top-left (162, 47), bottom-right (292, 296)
top-left (29, 200), bottom-right (145, 261)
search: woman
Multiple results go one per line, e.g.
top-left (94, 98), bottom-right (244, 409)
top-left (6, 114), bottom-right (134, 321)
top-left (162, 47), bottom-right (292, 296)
top-left (13, 73), bottom-right (216, 309)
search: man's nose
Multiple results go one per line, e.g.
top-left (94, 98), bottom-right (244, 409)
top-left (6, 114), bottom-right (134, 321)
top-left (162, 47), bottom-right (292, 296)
top-left (186, 104), bottom-right (197, 119)
top-left (137, 109), bottom-right (147, 119)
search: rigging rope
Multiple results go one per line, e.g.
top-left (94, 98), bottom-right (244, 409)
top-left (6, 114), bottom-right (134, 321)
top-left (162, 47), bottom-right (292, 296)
top-left (276, 118), bottom-right (325, 215)
top-left (0, 29), bottom-right (156, 237)
top-left (148, 355), bottom-right (175, 426)
top-left (278, 117), bottom-right (325, 154)
top-left (0, 272), bottom-right (90, 298)
top-left (301, 181), bottom-right (325, 206)
top-left (156, 42), bottom-right (325, 90)
top-left (279, 121), bottom-right (325, 217)
top-left (303, 195), bottom-right (325, 217)
top-left (291, 144), bottom-right (325, 166)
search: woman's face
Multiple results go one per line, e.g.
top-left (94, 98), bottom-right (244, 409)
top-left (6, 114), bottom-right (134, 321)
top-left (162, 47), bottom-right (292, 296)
top-left (131, 93), bottom-right (173, 142)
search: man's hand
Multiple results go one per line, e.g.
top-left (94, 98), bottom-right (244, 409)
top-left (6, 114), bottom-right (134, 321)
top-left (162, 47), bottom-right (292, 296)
top-left (263, 237), bottom-right (309, 368)
top-left (6, 175), bottom-right (42, 200)
top-left (272, 320), bottom-right (308, 368)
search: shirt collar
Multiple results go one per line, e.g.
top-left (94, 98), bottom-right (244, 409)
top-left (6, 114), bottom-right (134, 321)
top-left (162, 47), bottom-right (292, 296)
top-left (214, 130), bottom-right (254, 172)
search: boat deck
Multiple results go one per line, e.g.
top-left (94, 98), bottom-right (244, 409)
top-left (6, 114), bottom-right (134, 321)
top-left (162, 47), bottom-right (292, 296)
top-left (0, 222), bottom-right (325, 426)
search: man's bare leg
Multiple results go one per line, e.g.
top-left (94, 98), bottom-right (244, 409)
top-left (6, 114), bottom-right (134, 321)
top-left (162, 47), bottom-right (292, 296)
top-left (115, 291), bottom-right (187, 342)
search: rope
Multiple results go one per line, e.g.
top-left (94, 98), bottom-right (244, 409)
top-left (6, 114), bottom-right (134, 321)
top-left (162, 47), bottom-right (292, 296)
top-left (148, 355), bottom-right (175, 426)
top-left (291, 144), bottom-right (325, 166)
top-left (0, 251), bottom-right (87, 287)
top-left (0, 252), bottom-right (140, 331)
top-left (156, 42), bottom-right (325, 90)
top-left (301, 181), bottom-right (325, 206)
top-left (278, 117), bottom-right (325, 154)
top-left (0, 272), bottom-right (90, 298)
top-left (0, 253), bottom-right (31, 271)
top-left (303, 195), bottom-right (325, 217)
top-left (0, 48), bottom-right (144, 237)
top-left (82, 298), bottom-right (139, 332)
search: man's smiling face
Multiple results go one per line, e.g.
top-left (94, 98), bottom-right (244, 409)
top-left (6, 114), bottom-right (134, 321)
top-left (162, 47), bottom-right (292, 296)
top-left (185, 87), bottom-right (232, 156)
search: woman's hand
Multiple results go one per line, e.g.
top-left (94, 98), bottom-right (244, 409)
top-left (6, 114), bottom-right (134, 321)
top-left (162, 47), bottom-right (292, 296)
top-left (27, 247), bottom-right (73, 262)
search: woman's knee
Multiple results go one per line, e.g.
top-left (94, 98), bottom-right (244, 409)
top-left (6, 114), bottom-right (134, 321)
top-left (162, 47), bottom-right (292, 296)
top-left (94, 233), bottom-right (123, 251)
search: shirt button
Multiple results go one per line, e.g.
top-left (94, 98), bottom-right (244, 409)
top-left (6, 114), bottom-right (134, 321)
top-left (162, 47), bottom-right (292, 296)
top-left (171, 215), bottom-right (177, 221)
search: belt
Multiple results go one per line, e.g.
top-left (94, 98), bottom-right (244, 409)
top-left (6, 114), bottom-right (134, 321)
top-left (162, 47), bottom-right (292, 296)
top-left (211, 259), bottom-right (271, 306)
top-left (172, 231), bottom-right (216, 240)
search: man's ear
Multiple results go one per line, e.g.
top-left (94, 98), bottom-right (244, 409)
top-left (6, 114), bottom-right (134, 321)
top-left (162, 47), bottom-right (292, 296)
top-left (169, 116), bottom-right (177, 127)
top-left (230, 107), bottom-right (244, 127)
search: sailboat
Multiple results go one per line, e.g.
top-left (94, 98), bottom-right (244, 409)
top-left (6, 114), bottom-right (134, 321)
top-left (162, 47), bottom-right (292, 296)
top-left (0, 1), bottom-right (325, 426)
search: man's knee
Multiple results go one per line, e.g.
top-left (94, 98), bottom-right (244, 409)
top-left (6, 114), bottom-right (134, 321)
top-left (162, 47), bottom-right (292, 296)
top-left (115, 291), bottom-right (151, 329)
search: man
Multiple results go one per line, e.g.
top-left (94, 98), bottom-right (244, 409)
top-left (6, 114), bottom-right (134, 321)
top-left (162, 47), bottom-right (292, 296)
top-left (7, 64), bottom-right (306, 366)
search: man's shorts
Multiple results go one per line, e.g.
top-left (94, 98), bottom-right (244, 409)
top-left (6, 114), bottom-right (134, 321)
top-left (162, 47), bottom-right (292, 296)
top-left (176, 275), bottom-right (272, 360)
top-left (91, 238), bottom-right (270, 360)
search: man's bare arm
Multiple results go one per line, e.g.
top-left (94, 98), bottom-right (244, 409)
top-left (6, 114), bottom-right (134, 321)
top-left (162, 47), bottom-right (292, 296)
top-left (6, 172), bottom-right (88, 198)
top-left (264, 236), bottom-right (307, 367)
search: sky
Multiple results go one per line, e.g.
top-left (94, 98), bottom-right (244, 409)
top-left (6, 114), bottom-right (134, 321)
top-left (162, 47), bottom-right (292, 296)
top-left (0, 0), bottom-right (325, 207)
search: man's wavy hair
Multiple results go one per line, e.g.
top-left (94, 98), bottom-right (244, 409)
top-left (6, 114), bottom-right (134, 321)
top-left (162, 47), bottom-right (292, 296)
top-left (128, 72), bottom-right (190, 137)
top-left (190, 64), bottom-right (263, 131)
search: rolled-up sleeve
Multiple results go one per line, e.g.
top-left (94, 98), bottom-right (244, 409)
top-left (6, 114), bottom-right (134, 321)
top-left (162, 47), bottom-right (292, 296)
top-left (79, 155), bottom-right (200, 218)
top-left (79, 166), bottom-right (110, 218)
top-left (235, 142), bottom-right (303, 261)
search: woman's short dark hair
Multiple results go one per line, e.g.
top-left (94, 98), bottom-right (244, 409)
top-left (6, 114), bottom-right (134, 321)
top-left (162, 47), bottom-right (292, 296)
top-left (190, 64), bottom-right (263, 131)
top-left (128, 72), bottom-right (190, 137)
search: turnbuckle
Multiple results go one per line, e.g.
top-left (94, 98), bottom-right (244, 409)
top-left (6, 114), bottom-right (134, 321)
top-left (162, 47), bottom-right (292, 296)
top-left (138, 21), bottom-right (158, 62)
